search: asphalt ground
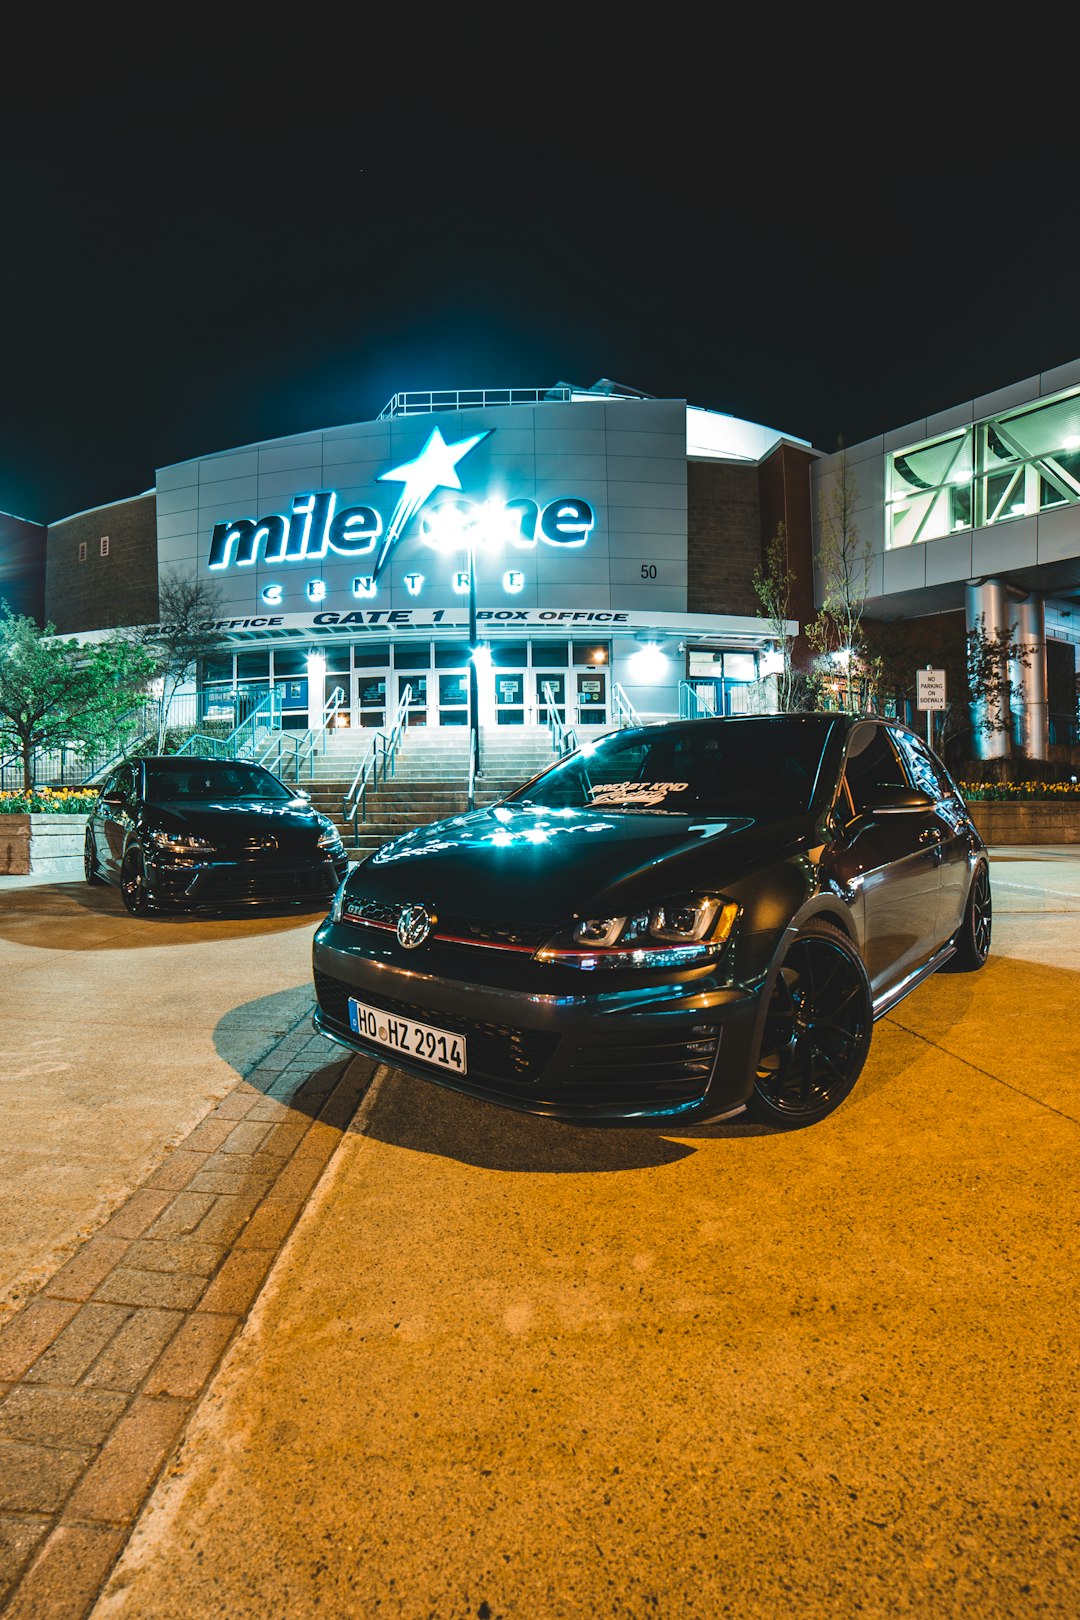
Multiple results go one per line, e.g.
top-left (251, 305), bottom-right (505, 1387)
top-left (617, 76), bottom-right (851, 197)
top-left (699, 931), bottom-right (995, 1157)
top-left (1, 852), bottom-right (1078, 1617)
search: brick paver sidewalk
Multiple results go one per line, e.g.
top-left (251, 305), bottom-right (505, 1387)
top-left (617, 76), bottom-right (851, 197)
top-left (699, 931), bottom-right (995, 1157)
top-left (0, 1014), bottom-right (376, 1618)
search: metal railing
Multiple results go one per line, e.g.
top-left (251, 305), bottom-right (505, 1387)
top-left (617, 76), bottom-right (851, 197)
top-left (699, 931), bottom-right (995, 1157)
top-left (342, 685), bottom-right (412, 841)
top-left (541, 681), bottom-right (578, 758)
top-left (378, 386), bottom-right (573, 419)
top-left (467, 725), bottom-right (479, 812)
top-left (612, 684), bottom-right (644, 729)
top-left (257, 687), bottom-right (345, 782)
top-left (174, 688), bottom-right (283, 764)
top-left (678, 680), bottom-right (717, 721)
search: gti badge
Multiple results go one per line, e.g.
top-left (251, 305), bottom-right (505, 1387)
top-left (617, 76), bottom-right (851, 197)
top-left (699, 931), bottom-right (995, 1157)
top-left (397, 903), bottom-right (435, 949)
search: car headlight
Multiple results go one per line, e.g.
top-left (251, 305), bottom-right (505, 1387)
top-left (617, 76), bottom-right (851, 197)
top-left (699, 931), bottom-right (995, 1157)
top-left (317, 815), bottom-right (344, 850)
top-left (328, 874), bottom-right (351, 923)
top-left (535, 896), bottom-right (738, 969)
top-left (151, 832), bottom-right (214, 855)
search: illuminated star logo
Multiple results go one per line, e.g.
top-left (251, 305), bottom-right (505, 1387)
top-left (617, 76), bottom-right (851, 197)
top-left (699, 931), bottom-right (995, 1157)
top-left (373, 427), bottom-right (491, 580)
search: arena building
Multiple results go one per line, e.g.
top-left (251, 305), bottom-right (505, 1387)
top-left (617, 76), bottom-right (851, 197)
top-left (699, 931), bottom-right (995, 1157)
top-left (28, 380), bottom-right (819, 734)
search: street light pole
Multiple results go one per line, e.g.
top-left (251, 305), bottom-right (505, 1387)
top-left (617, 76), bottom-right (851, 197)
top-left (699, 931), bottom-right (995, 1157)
top-left (467, 535), bottom-right (479, 810)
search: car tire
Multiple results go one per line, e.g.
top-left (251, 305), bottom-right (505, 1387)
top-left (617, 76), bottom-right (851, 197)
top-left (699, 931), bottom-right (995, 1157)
top-left (84, 829), bottom-right (104, 885)
top-left (120, 846), bottom-right (153, 916)
top-left (749, 921), bottom-right (873, 1128)
top-left (951, 861), bottom-right (992, 971)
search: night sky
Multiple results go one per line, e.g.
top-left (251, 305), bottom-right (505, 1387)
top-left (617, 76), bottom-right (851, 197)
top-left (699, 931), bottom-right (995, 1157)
top-left (3, 25), bottom-right (1076, 525)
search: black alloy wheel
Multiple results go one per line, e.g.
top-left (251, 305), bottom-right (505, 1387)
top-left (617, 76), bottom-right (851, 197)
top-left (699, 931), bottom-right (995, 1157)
top-left (751, 923), bottom-right (873, 1127)
top-left (120, 846), bottom-right (152, 916)
top-left (952, 862), bottom-right (992, 970)
top-left (84, 828), bottom-right (104, 885)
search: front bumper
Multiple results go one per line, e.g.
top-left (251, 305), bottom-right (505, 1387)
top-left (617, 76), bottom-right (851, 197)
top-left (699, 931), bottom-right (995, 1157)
top-left (311, 919), bottom-right (764, 1125)
top-left (148, 850), bottom-right (348, 910)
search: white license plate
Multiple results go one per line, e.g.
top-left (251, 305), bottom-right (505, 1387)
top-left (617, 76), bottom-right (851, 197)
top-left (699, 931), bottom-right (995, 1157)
top-left (348, 999), bottom-right (468, 1075)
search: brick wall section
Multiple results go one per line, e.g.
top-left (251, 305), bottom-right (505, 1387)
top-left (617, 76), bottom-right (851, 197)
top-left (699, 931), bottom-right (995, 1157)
top-left (686, 461), bottom-right (762, 618)
top-left (757, 443), bottom-right (818, 669)
top-left (0, 512), bottom-right (47, 624)
top-left (45, 495), bottom-right (158, 633)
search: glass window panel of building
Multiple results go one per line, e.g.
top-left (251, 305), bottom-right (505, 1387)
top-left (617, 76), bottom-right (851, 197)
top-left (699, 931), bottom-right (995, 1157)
top-left (887, 387), bottom-right (1080, 546)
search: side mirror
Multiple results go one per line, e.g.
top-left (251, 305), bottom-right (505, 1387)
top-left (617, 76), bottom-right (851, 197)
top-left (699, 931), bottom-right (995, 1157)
top-left (861, 786), bottom-right (936, 815)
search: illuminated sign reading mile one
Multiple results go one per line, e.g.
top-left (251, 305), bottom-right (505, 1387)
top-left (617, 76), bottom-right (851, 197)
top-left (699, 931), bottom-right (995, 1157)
top-left (207, 427), bottom-right (595, 579)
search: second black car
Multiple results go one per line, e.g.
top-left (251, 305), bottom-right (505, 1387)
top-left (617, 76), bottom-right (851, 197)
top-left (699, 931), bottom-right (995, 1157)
top-left (84, 755), bottom-right (349, 914)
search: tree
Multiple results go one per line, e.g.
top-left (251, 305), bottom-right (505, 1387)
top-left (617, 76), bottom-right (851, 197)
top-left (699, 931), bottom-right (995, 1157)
top-left (752, 523), bottom-right (800, 711)
top-left (965, 613), bottom-right (1033, 761)
top-left (807, 450), bottom-right (875, 712)
top-left (0, 607), bottom-right (155, 791)
top-left (139, 571), bottom-right (226, 751)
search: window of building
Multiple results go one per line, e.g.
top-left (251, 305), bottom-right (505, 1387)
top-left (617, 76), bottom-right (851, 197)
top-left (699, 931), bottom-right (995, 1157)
top-left (78, 542), bottom-right (87, 562)
top-left (887, 384), bottom-right (1080, 547)
top-left (575, 643), bottom-right (610, 666)
top-left (100, 535), bottom-right (110, 557)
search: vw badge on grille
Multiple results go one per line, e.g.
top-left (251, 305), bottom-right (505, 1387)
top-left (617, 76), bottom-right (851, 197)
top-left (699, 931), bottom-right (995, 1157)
top-left (397, 903), bottom-right (434, 949)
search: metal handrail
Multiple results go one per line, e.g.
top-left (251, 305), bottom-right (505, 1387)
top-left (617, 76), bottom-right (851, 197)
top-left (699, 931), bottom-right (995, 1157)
top-left (174, 688), bottom-right (282, 762)
top-left (612, 683), bottom-right (643, 729)
top-left (257, 685), bottom-right (345, 782)
top-left (678, 680), bottom-right (717, 721)
top-left (541, 680), bottom-right (578, 758)
top-left (467, 726), bottom-right (478, 811)
top-left (342, 684), bottom-right (412, 839)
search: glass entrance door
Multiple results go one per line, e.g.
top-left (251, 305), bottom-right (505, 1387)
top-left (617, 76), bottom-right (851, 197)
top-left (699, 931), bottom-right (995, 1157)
top-left (493, 670), bottom-right (526, 725)
top-left (354, 671), bottom-right (387, 728)
top-left (576, 669), bottom-right (607, 725)
top-left (395, 672), bottom-right (429, 726)
top-left (437, 670), bottom-right (469, 725)
top-left (536, 673), bottom-right (566, 727)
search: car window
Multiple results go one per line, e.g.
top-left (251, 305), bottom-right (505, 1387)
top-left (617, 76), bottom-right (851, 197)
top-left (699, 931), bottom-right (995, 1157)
top-left (99, 768), bottom-right (122, 801)
top-left (508, 719), bottom-right (833, 817)
top-left (889, 728), bottom-right (958, 802)
top-left (143, 762), bottom-right (293, 802)
top-left (843, 724), bottom-right (908, 815)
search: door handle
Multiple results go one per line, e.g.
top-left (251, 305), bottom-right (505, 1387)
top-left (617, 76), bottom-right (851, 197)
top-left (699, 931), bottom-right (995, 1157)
top-left (918, 827), bottom-right (944, 844)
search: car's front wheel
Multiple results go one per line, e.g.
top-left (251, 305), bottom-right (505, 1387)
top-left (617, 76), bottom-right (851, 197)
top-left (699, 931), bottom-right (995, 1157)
top-left (83, 829), bottom-right (104, 885)
top-left (951, 861), bottom-right (992, 971)
top-left (120, 846), bottom-right (152, 916)
top-left (750, 922), bottom-right (873, 1128)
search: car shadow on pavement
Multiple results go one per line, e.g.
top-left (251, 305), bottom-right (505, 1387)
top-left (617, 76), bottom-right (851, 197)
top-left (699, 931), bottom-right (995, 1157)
top-left (357, 1066), bottom-right (700, 1172)
top-left (0, 881), bottom-right (327, 950)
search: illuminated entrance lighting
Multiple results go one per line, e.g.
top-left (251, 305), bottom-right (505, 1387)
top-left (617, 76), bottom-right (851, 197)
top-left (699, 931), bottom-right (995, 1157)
top-left (629, 644), bottom-right (668, 680)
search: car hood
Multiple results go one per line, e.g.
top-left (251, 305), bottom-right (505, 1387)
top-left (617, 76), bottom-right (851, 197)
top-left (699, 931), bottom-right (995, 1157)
top-left (147, 798), bottom-right (323, 842)
top-left (357, 803), bottom-right (811, 921)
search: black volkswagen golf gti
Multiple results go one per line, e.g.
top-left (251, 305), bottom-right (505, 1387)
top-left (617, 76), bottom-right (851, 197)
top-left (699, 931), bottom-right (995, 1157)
top-left (85, 756), bottom-right (349, 914)
top-left (312, 715), bottom-right (991, 1128)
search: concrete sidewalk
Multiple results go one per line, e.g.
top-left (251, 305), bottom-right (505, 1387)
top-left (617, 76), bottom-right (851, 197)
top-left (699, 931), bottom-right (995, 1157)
top-left (0, 855), bottom-right (1075, 1613)
top-left (63, 849), bottom-right (1077, 1619)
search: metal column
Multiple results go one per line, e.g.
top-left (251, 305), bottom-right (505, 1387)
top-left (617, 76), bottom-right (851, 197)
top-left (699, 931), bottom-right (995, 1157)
top-left (964, 578), bottom-right (1012, 760)
top-left (1011, 597), bottom-right (1048, 760)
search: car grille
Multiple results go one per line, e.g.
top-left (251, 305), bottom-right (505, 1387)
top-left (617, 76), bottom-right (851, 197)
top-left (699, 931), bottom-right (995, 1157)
top-left (190, 864), bottom-right (334, 902)
top-left (559, 1028), bottom-right (719, 1111)
top-left (314, 970), bottom-right (558, 1081)
top-left (341, 897), bottom-right (556, 951)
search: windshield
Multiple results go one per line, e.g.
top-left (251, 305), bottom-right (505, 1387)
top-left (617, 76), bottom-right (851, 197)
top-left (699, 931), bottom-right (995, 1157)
top-left (143, 762), bottom-right (295, 803)
top-left (507, 719), bottom-right (834, 818)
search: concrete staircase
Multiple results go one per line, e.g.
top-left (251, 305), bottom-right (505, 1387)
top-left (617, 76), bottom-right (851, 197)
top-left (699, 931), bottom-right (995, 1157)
top-left (302, 726), bottom-right (558, 857)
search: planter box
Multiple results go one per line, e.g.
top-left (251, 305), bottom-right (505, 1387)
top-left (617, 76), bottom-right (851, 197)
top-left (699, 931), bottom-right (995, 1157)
top-left (0, 814), bottom-right (90, 877)
top-left (964, 802), bottom-right (1080, 845)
